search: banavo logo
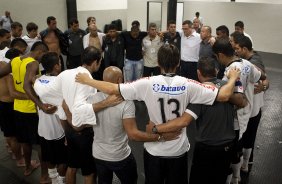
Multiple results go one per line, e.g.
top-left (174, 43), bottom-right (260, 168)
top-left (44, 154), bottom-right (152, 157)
top-left (152, 84), bottom-right (186, 95)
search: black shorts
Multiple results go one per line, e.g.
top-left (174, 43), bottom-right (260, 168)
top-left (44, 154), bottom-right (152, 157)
top-left (40, 136), bottom-right (67, 165)
top-left (14, 111), bottom-right (39, 144)
top-left (0, 101), bottom-right (16, 137)
top-left (65, 126), bottom-right (96, 176)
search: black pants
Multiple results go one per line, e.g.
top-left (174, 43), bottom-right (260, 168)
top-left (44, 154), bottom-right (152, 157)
top-left (189, 141), bottom-right (234, 184)
top-left (180, 60), bottom-right (198, 81)
top-left (95, 153), bottom-right (138, 184)
top-left (143, 66), bottom-right (161, 77)
top-left (144, 149), bottom-right (188, 184)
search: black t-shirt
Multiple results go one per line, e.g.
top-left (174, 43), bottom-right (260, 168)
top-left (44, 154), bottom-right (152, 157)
top-left (121, 31), bottom-right (147, 60)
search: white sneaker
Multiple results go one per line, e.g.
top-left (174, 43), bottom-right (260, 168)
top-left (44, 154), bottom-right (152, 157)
top-left (241, 161), bottom-right (249, 173)
top-left (231, 177), bottom-right (239, 184)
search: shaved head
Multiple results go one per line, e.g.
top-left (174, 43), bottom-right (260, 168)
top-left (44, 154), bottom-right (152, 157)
top-left (103, 66), bottom-right (123, 84)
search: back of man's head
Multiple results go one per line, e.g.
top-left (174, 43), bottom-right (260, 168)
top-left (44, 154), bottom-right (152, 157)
top-left (10, 38), bottom-right (27, 49)
top-left (41, 52), bottom-right (60, 73)
top-left (197, 57), bottom-right (217, 78)
top-left (158, 44), bottom-right (180, 73)
top-left (81, 46), bottom-right (101, 66)
top-left (30, 41), bottom-right (49, 52)
top-left (5, 48), bottom-right (21, 60)
top-left (103, 66), bottom-right (123, 84)
top-left (212, 38), bottom-right (234, 57)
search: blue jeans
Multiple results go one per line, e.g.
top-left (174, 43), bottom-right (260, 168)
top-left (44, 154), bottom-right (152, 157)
top-left (123, 59), bottom-right (144, 82)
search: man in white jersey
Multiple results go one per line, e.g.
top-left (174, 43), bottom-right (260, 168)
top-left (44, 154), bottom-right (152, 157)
top-left (75, 44), bottom-right (241, 184)
top-left (212, 37), bottom-right (266, 184)
top-left (233, 35), bottom-right (269, 173)
top-left (34, 52), bottom-right (67, 184)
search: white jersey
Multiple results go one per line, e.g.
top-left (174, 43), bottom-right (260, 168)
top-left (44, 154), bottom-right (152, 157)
top-left (0, 47), bottom-right (9, 63)
top-left (34, 67), bottom-right (97, 127)
top-left (222, 59), bottom-right (261, 138)
top-left (22, 35), bottom-right (41, 53)
top-left (34, 75), bottom-right (65, 140)
top-left (119, 75), bottom-right (218, 156)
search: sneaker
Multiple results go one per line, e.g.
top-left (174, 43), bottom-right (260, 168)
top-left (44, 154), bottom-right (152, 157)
top-left (241, 162), bottom-right (249, 173)
top-left (231, 177), bottom-right (239, 184)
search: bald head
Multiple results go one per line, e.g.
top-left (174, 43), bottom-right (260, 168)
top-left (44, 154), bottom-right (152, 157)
top-left (103, 66), bottom-right (123, 84)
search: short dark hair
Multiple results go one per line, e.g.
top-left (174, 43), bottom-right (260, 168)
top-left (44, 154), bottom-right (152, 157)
top-left (167, 20), bottom-right (176, 26)
top-left (212, 38), bottom-right (234, 57)
top-left (5, 48), bottom-right (21, 60)
top-left (0, 29), bottom-right (10, 37)
top-left (69, 18), bottom-right (79, 26)
top-left (10, 38), bottom-right (27, 49)
top-left (216, 25), bottom-right (229, 36)
top-left (108, 24), bottom-right (117, 31)
top-left (197, 57), bottom-right (217, 78)
top-left (131, 20), bottom-right (140, 27)
top-left (47, 16), bottom-right (56, 24)
top-left (30, 41), bottom-right (49, 52)
top-left (158, 44), bottom-right (180, 73)
top-left (131, 25), bottom-right (139, 32)
top-left (230, 31), bottom-right (244, 43)
top-left (81, 46), bottom-right (101, 66)
top-left (26, 22), bottom-right (38, 32)
top-left (11, 22), bottom-right (23, 29)
top-left (87, 17), bottom-right (96, 25)
top-left (182, 20), bottom-right (193, 27)
top-left (41, 52), bottom-right (60, 72)
top-left (196, 12), bottom-right (200, 16)
top-left (235, 21), bottom-right (244, 29)
top-left (235, 35), bottom-right (253, 51)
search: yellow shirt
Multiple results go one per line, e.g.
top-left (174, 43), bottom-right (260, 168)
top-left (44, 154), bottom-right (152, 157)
top-left (11, 56), bottom-right (36, 113)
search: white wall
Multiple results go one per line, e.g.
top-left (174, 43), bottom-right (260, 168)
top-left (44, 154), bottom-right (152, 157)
top-left (0, 0), bottom-right (68, 34)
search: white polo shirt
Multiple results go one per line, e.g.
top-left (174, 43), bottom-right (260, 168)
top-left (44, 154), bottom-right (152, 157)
top-left (180, 31), bottom-right (201, 62)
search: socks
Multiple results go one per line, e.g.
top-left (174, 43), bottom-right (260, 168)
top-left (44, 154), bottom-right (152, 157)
top-left (48, 168), bottom-right (59, 184)
top-left (225, 173), bottom-right (233, 184)
top-left (242, 148), bottom-right (252, 171)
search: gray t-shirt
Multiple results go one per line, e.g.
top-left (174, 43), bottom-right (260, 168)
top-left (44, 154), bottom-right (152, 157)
top-left (92, 92), bottom-right (135, 161)
top-left (188, 78), bottom-right (235, 146)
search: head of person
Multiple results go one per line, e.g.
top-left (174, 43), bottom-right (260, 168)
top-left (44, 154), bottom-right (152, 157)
top-left (182, 20), bottom-right (193, 37)
top-left (5, 11), bottom-right (10, 17)
top-left (197, 57), bottom-right (217, 82)
top-left (200, 26), bottom-right (212, 41)
top-left (212, 37), bottom-right (234, 66)
top-left (10, 38), bottom-right (27, 54)
top-left (167, 20), bottom-right (176, 35)
top-left (26, 22), bottom-right (38, 38)
top-left (195, 12), bottom-right (200, 18)
top-left (11, 22), bottom-right (23, 38)
top-left (107, 24), bottom-right (117, 38)
top-left (47, 16), bottom-right (57, 30)
top-left (233, 35), bottom-right (253, 59)
top-left (230, 31), bottom-right (244, 49)
top-left (193, 18), bottom-right (200, 29)
top-left (148, 23), bottom-right (157, 38)
top-left (89, 24), bottom-right (98, 35)
top-left (40, 52), bottom-right (61, 74)
top-left (157, 44), bottom-right (180, 73)
top-left (0, 29), bottom-right (11, 48)
top-left (103, 66), bottom-right (123, 84)
top-left (130, 25), bottom-right (140, 39)
top-left (87, 17), bottom-right (96, 26)
top-left (5, 48), bottom-right (22, 60)
top-left (131, 20), bottom-right (140, 28)
top-left (235, 21), bottom-right (244, 33)
top-left (30, 41), bottom-right (49, 61)
top-left (69, 18), bottom-right (79, 32)
top-left (216, 25), bottom-right (229, 39)
top-left (81, 46), bottom-right (102, 73)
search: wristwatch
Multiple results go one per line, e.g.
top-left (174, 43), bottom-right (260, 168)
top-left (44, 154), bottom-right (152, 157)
top-left (152, 125), bottom-right (159, 134)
